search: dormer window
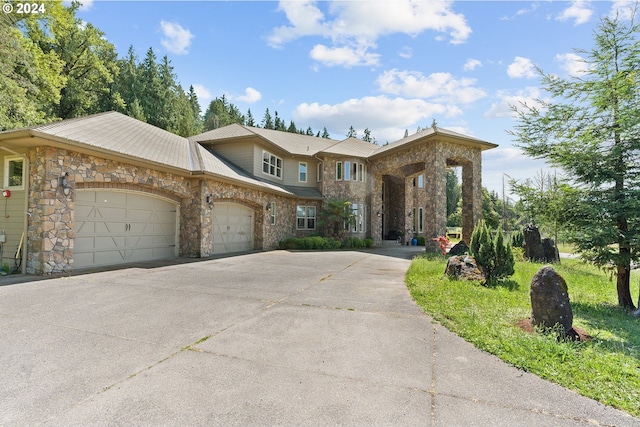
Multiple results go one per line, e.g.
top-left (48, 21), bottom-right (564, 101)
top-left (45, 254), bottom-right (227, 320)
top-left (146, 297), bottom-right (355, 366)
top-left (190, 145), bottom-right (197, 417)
top-left (262, 151), bottom-right (282, 179)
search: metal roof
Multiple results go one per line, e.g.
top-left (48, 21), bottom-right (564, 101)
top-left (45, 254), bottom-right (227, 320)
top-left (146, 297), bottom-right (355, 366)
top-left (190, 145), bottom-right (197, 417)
top-left (322, 137), bottom-right (378, 157)
top-left (370, 126), bottom-right (497, 157)
top-left (191, 124), bottom-right (339, 156)
top-left (30, 112), bottom-right (193, 171)
top-left (190, 124), bottom-right (497, 160)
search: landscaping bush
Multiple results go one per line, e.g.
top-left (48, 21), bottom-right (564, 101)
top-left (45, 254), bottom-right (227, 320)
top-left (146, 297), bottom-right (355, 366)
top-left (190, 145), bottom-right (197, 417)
top-left (341, 236), bottom-right (365, 249)
top-left (470, 220), bottom-right (515, 284)
top-left (511, 230), bottom-right (524, 248)
top-left (278, 236), bottom-right (340, 250)
top-left (417, 236), bottom-right (426, 246)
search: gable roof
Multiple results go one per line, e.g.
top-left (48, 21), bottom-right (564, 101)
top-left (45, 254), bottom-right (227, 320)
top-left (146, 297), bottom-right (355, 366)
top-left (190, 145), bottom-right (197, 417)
top-left (190, 124), bottom-right (339, 156)
top-left (0, 112), bottom-right (297, 197)
top-left (191, 123), bottom-right (497, 160)
top-left (322, 137), bottom-right (378, 157)
top-left (370, 125), bottom-right (497, 158)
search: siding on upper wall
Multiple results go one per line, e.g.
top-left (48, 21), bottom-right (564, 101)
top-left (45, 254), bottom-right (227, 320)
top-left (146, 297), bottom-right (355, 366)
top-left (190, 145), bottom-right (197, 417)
top-left (0, 149), bottom-right (28, 271)
top-left (209, 139), bottom-right (255, 173)
top-left (282, 157), bottom-right (319, 187)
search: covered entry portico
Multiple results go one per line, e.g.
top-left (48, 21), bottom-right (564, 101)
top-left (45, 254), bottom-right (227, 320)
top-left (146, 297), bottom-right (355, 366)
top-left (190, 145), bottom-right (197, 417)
top-left (368, 127), bottom-right (496, 252)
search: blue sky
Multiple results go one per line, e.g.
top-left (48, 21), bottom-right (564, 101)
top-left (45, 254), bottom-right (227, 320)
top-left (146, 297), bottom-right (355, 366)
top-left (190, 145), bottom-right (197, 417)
top-left (73, 0), bottom-right (636, 196)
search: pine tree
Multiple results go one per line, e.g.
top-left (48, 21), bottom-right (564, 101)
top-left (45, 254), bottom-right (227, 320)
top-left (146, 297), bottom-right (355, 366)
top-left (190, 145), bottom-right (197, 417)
top-left (245, 108), bottom-right (255, 126)
top-left (346, 126), bottom-right (357, 138)
top-left (262, 108), bottom-right (274, 129)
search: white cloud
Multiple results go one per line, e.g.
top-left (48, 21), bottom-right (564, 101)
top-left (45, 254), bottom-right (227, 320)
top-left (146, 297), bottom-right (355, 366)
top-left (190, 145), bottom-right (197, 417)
top-left (482, 147), bottom-right (552, 197)
top-left (555, 53), bottom-right (589, 77)
top-left (235, 87), bottom-right (262, 104)
top-left (485, 87), bottom-right (544, 119)
top-left (160, 21), bottom-right (194, 55)
top-left (192, 84), bottom-right (212, 102)
top-left (398, 46), bottom-right (413, 59)
top-left (556, 0), bottom-right (593, 25)
top-left (268, 0), bottom-right (471, 67)
top-left (293, 96), bottom-right (463, 142)
top-left (310, 44), bottom-right (380, 67)
top-left (507, 56), bottom-right (537, 79)
top-left (609, 0), bottom-right (637, 20)
top-left (463, 58), bottom-right (482, 71)
top-left (376, 69), bottom-right (486, 104)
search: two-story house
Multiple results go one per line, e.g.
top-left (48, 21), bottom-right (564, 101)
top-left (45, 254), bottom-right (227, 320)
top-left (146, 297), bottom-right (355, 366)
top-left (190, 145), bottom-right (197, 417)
top-left (0, 112), bottom-right (495, 275)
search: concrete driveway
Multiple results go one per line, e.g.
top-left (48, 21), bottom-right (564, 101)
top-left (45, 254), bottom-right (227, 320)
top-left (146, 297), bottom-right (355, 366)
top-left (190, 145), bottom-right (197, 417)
top-left (1, 248), bottom-right (638, 426)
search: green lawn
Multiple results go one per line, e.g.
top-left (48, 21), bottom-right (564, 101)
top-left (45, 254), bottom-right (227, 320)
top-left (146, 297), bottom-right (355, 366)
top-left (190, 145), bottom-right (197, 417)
top-left (406, 255), bottom-right (640, 418)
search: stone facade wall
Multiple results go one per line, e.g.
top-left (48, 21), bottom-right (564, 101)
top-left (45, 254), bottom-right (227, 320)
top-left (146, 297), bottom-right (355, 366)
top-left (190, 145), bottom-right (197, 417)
top-left (316, 156), bottom-right (371, 237)
top-left (370, 139), bottom-right (482, 251)
top-left (26, 146), bottom-right (308, 274)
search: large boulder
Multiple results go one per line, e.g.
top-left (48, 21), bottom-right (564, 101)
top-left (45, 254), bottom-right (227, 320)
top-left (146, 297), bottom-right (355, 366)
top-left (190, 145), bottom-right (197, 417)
top-left (448, 240), bottom-right (469, 256)
top-left (523, 225), bottom-right (559, 263)
top-left (445, 255), bottom-right (485, 282)
top-left (530, 266), bottom-right (573, 335)
top-left (523, 224), bottom-right (545, 261)
top-left (542, 238), bottom-right (560, 263)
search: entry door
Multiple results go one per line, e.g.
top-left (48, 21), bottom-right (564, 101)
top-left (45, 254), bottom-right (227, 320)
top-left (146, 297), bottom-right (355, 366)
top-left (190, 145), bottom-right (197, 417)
top-left (212, 202), bottom-right (254, 254)
top-left (75, 190), bottom-right (179, 268)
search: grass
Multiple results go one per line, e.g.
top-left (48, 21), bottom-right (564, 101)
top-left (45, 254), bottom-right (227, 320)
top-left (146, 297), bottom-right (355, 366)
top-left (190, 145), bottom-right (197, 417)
top-left (406, 255), bottom-right (640, 418)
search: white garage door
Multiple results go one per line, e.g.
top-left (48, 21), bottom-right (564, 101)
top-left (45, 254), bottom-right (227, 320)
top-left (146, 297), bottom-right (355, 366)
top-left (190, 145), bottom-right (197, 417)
top-left (212, 202), bottom-right (254, 254)
top-left (74, 190), bottom-right (179, 268)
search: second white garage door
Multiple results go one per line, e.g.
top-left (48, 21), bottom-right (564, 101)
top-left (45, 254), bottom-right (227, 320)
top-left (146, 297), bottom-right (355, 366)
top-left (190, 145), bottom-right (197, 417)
top-left (212, 202), bottom-right (254, 254)
top-left (74, 190), bottom-right (179, 268)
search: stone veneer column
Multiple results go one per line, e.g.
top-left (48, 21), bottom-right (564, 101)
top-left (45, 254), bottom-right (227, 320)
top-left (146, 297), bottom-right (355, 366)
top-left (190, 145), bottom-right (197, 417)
top-left (370, 173), bottom-right (383, 245)
top-left (461, 153), bottom-right (482, 244)
top-left (423, 141), bottom-right (448, 252)
top-left (27, 147), bottom-right (74, 274)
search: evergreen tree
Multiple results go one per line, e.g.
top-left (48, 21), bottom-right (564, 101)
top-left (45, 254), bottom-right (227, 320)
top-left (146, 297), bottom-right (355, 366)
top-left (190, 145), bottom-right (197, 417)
top-left (262, 108), bottom-right (274, 129)
top-left (362, 128), bottom-right (372, 142)
top-left (321, 127), bottom-right (330, 138)
top-left (346, 126), bottom-right (357, 138)
top-left (404, 129), bottom-right (409, 138)
top-left (470, 221), bottom-right (515, 284)
top-left (287, 120), bottom-right (297, 133)
top-left (511, 9), bottom-right (640, 310)
top-left (245, 108), bottom-right (255, 126)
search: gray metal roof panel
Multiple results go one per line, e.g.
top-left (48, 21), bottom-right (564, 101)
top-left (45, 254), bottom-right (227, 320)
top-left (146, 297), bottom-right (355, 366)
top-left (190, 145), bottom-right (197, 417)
top-left (321, 137), bottom-right (378, 157)
top-left (371, 126), bottom-right (496, 156)
top-left (32, 112), bottom-right (193, 170)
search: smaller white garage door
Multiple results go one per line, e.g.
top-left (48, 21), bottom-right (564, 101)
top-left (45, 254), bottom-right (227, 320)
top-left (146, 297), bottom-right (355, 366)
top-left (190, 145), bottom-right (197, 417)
top-left (212, 202), bottom-right (254, 254)
top-left (75, 190), bottom-right (179, 268)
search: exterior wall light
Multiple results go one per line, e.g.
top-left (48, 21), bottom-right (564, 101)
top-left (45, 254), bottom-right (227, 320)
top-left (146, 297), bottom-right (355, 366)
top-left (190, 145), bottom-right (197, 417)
top-left (59, 173), bottom-right (71, 197)
top-left (206, 194), bottom-right (214, 205)
top-left (266, 203), bottom-right (272, 212)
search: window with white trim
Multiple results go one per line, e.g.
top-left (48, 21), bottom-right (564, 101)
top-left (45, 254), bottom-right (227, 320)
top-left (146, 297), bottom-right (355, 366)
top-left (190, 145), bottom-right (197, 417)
top-left (359, 163), bottom-right (366, 182)
top-left (317, 163), bottom-right (323, 182)
top-left (418, 207), bottom-right (424, 233)
top-left (336, 162), bottom-right (343, 181)
top-left (346, 203), bottom-right (366, 233)
top-left (4, 156), bottom-right (24, 189)
top-left (262, 151), bottom-right (282, 179)
top-left (297, 206), bottom-right (316, 230)
top-left (344, 161), bottom-right (351, 180)
top-left (269, 202), bottom-right (276, 225)
top-left (352, 162), bottom-right (358, 181)
top-left (412, 208), bottom-right (417, 231)
top-left (418, 174), bottom-right (424, 188)
top-left (299, 162), bottom-right (307, 182)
